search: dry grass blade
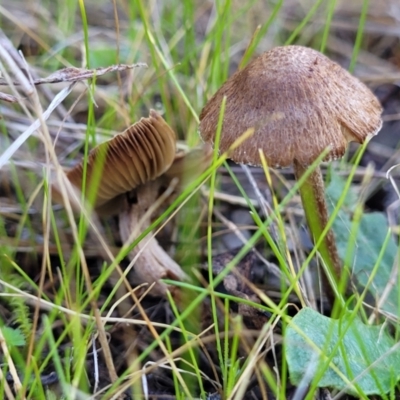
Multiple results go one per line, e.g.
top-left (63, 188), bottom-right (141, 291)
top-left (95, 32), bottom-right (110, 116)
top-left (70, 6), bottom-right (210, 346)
top-left (0, 92), bottom-right (18, 102)
top-left (0, 63), bottom-right (148, 86)
top-left (0, 326), bottom-right (23, 398)
top-left (0, 29), bottom-right (32, 94)
top-left (0, 367), bottom-right (15, 400)
top-left (0, 82), bottom-right (76, 169)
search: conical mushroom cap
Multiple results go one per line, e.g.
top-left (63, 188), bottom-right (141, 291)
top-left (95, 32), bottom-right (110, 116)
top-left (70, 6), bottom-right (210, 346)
top-left (66, 110), bottom-right (176, 209)
top-left (199, 45), bottom-right (383, 167)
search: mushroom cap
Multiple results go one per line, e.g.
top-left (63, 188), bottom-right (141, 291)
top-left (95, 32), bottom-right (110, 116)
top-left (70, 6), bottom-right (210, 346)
top-left (199, 45), bottom-right (383, 167)
top-left (66, 109), bottom-right (176, 209)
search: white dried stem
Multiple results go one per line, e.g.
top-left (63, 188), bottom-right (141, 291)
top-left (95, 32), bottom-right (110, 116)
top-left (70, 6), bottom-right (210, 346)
top-left (119, 180), bottom-right (186, 296)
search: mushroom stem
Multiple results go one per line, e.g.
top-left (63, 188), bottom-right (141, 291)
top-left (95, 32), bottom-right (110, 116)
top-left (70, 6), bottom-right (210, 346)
top-left (118, 183), bottom-right (187, 296)
top-left (293, 160), bottom-right (342, 298)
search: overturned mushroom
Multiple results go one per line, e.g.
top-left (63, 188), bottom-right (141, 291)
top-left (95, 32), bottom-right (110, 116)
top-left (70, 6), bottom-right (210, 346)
top-left (54, 110), bottom-right (211, 295)
top-left (118, 143), bottom-right (212, 294)
top-left (199, 45), bottom-right (382, 300)
top-left (66, 109), bottom-right (176, 211)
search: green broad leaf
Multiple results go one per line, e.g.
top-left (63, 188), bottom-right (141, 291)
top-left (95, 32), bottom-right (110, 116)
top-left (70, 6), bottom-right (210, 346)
top-left (326, 172), bottom-right (399, 316)
top-left (285, 307), bottom-right (400, 395)
top-left (326, 172), bottom-right (358, 212)
top-left (1, 326), bottom-right (26, 347)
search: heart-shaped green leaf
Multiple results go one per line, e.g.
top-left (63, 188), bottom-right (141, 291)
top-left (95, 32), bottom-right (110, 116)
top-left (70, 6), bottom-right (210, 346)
top-left (285, 307), bottom-right (400, 395)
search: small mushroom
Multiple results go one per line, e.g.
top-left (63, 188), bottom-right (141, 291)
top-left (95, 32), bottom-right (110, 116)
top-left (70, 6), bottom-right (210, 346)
top-left (199, 45), bottom-right (382, 299)
top-left (66, 109), bottom-right (176, 212)
top-left (54, 110), bottom-right (210, 295)
top-left (118, 143), bottom-right (213, 295)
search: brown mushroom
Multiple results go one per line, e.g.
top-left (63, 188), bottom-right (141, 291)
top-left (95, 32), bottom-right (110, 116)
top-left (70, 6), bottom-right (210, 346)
top-left (54, 110), bottom-right (212, 295)
top-left (199, 45), bottom-right (382, 300)
top-left (118, 143), bottom-right (213, 295)
top-left (66, 109), bottom-right (177, 212)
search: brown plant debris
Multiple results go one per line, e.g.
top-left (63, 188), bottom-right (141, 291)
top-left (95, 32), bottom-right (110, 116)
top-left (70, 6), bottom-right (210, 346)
top-left (0, 63), bottom-right (147, 86)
